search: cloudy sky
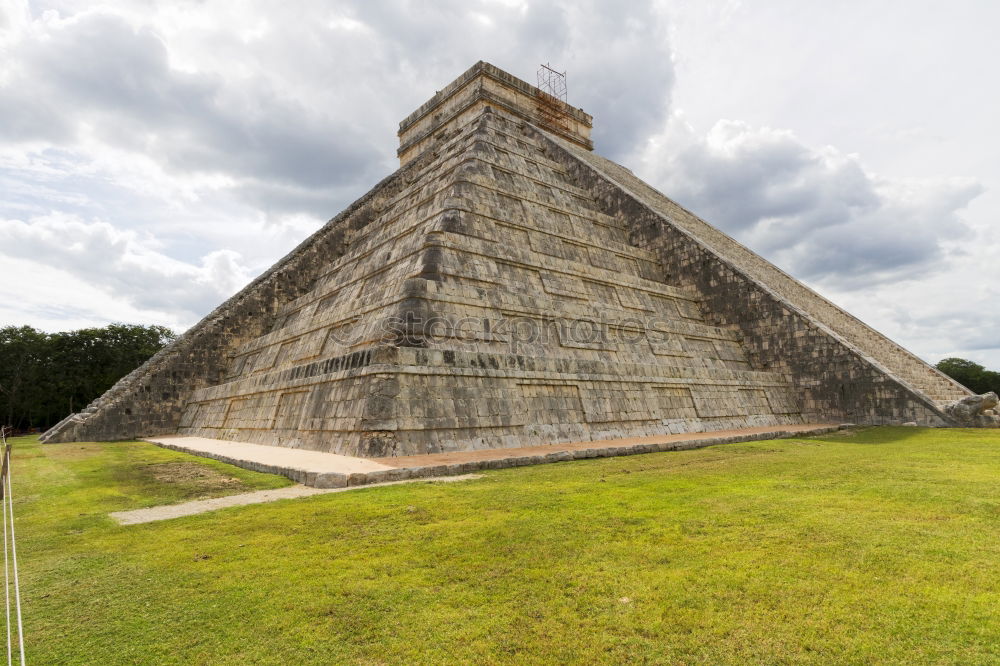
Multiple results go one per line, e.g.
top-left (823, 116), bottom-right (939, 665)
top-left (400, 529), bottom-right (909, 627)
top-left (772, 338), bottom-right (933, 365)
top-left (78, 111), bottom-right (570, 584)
top-left (1, 0), bottom-right (997, 367)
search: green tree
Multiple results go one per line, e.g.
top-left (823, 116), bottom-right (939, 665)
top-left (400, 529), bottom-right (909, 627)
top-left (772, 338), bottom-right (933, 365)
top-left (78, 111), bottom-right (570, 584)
top-left (936, 357), bottom-right (1000, 395)
top-left (0, 323), bottom-right (175, 431)
top-left (0, 326), bottom-right (49, 429)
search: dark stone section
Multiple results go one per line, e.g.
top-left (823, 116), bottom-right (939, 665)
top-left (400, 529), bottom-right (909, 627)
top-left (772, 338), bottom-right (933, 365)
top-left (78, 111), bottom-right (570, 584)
top-left (530, 126), bottom-right (958, 426)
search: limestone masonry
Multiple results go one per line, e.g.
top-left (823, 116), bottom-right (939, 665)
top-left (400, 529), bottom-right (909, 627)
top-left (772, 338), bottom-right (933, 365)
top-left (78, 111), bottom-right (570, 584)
top-left (41, 62), bottom-right (994, 452)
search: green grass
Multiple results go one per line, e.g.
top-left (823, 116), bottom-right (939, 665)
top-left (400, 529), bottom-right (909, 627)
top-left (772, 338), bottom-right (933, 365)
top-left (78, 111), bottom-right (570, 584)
top-left (12, 427), bottom-right (1000, 664)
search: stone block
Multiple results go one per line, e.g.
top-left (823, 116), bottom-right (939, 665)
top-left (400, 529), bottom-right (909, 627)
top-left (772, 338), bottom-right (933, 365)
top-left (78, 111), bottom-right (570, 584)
top-left (314, 472), bottom-right (348, 489)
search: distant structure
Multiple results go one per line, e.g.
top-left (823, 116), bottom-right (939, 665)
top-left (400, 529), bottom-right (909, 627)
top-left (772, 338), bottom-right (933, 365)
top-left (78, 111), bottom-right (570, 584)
top-left (42, 61), bottom-right (995, 452)
top-left (537, 63), bottom-right (568, 102)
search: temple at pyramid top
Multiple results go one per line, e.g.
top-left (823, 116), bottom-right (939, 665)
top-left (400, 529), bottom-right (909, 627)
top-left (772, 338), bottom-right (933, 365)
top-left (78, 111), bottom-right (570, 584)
top-left (397, 61), bottom-right (593, 165)
top-left (41, 61), bottom-right (996, 451)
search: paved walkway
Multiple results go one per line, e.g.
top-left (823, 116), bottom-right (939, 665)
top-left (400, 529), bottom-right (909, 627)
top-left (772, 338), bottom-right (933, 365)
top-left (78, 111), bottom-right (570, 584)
top-left (110, 475), bottom-right (483, 525)
top-left (147, 423), bottom-right (840, 489)
top-left (147, 435), bottom-right (394, 487)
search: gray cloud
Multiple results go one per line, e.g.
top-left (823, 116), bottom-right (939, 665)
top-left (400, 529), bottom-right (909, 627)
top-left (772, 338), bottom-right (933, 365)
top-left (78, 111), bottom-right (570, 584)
top-left (0, 10), bottom-right (383, 217)
top-left (0, 213), bottom-right (250, 319)
top-left (645, 120), bottom-right (983, 287)
top-left (0, 2), bottom-right (673, 220)
top-left (344, 0), bottom-right (673, 159)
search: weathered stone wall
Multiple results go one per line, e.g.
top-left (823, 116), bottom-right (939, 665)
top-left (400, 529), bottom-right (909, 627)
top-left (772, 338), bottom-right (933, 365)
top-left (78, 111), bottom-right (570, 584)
top-left (40, 145), bottom-right (440, 443)
top-left (533, 127), bottom-right (962, 425)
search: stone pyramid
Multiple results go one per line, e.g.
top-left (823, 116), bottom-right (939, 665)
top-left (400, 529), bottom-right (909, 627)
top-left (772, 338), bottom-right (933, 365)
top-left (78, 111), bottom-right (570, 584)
top-left (42, 62), bottom-right (979, 454)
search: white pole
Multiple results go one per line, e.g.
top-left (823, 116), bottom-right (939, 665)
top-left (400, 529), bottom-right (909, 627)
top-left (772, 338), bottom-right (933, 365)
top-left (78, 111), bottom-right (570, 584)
top-left (2, 451), bottom-right (10, 666)
top-left (0, 428), bottom-right (8, 665)
top-left (6, 445), bottom-right (24, 665)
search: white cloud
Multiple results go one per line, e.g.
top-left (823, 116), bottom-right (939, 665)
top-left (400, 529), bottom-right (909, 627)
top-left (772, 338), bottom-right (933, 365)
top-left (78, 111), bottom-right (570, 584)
top-left (0, 256), bottom-right (153, 331)
top-left (0, 213), bottom-right (251, 324)
top-left (637, 116), bottom-right (983, 288)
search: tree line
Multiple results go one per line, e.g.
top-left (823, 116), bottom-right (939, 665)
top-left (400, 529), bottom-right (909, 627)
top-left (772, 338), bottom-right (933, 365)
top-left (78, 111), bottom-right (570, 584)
top-left (935, 357), bottom-right (1000, 396)
top-left (0, 324), bottom-right (176, 432)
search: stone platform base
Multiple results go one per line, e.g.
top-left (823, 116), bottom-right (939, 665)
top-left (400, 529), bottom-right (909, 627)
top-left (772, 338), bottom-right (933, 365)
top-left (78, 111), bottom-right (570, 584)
top-left (147, 423), bottom-right (842, 489)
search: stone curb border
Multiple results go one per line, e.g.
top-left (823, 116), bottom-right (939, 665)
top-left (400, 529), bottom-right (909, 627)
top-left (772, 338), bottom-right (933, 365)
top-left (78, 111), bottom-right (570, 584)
top-left (151, 425), bottom-right (845, 489)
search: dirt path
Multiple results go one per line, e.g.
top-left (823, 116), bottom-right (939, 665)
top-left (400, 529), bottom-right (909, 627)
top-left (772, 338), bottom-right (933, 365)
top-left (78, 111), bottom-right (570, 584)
top-left (110, 474), bottom-right (482, 525)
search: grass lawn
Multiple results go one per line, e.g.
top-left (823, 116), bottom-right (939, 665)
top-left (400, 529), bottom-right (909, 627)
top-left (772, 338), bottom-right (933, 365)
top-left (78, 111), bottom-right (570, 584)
top-left (12, 427), bottom-right (1000, 664)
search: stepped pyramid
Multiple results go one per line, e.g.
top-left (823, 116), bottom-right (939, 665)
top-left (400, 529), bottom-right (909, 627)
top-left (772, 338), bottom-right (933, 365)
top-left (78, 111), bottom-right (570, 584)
top-left (42, 62), bottom-right (977, 453)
